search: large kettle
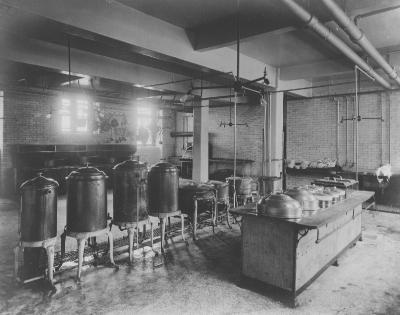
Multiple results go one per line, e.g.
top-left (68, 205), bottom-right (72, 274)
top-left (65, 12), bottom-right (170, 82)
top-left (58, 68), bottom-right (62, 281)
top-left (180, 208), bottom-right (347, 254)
top-left (257, 193), bottom-right (302, 219)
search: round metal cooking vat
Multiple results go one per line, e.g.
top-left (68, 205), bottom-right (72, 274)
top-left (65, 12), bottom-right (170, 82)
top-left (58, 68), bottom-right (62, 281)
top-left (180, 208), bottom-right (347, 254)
top-left (314, 192), bottom-right (333, 209)
top-left (179, 183), bottom-right (214, 215)
top-left (148, 162), bottom-right (179, 215)
top-left (256, 193), bottom-right (302, 219)
top-left (66, 166), bottom-right (108, 233)
top-left (227, 176), bottom-right (252, 198)
top-left (113, 159), bottom-right (148, 223)
top-left (19, 174), bottom-right (59, 242)
top-left (286, 187), bottom-right (319, 211)
top-left (207, 180), bottom-right (229, 202)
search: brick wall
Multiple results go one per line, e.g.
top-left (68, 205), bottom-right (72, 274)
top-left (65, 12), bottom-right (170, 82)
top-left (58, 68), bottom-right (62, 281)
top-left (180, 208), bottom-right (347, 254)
top-left (0, 87), bottom-right (170, 194)
top-left (287, 83), bottom-right (399, 174)
top-left (208, 104), bottom-right (264, 176)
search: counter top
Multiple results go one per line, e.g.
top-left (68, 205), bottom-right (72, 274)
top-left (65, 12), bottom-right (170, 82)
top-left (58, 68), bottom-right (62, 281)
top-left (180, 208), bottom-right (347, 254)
top-left (229, 190), bottom-right (374, 229)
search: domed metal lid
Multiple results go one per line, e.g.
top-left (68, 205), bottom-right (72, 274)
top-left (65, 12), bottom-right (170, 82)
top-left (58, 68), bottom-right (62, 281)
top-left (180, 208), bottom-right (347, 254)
top-left (257, 193), bottom-right (302, 219)
top-left (207, 180), bottom-right (228, 188)
top-left (20, 174), bottom-right (59, 190)
top-left (113, 159), bottom-right (146, 171)
top-left (66, 166), bottom-right (107, 180)
top-left (314, 192), bottom-right (334, 201)
top-left (286, 187), bottom-right (318, 202)
top-left (150, 161), bottom-right (178, 173)
top-left (323, 187), bottom-right (341, 199)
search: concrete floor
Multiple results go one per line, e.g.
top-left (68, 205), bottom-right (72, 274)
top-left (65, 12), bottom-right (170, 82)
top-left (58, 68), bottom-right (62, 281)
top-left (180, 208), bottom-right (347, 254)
top-left (0, 196), bottom-right (400, 314)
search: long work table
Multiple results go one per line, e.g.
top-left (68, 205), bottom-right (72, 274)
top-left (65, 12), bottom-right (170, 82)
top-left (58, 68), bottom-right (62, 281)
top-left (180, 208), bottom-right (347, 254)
top-left (230, 190), bottom-right (374, 307)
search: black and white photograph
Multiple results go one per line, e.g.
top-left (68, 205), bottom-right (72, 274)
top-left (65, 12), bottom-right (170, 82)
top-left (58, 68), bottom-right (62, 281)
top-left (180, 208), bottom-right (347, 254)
top-left (0, 0), bottom-right (399, 314)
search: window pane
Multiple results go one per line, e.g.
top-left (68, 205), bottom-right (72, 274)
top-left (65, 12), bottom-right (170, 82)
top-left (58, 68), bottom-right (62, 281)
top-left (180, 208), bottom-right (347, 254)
top-left (61, 115), bottom-right (71, 132)
top-left (60, 99), bottom-right (71, 132)
top-left (76, 99), bottom-right (89, 132)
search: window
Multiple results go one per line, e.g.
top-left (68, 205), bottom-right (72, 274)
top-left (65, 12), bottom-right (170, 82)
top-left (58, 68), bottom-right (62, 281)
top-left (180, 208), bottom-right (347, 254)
top-left (57, 97), bottom-right (90, 133)
top-left (136, 107), bottom-right (154, 145)
top-left (76, 100), bottom-right (89, 132)
top-left (60, 99), bottom-right (71, 132)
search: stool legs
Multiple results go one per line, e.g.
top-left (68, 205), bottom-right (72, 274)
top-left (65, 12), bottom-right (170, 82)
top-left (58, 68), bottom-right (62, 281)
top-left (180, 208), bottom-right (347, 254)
top-left (106, 231), bottom-right (117, 267)
top-left (180, 215), bottom-right (186, 242)
top-left (193, 200), bottom-right (198, 241)
top-left (127, 228), bottom-right (134, 264)
top-left (160, 217), bottom-right (166, 253)
top-left (77, 238), bottom-right (86, 281)
top-left (45, 245), bottom-right (55, 284)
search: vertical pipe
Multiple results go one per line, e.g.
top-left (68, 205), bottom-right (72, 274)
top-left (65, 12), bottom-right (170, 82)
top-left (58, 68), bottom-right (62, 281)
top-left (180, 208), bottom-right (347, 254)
top-left (345, 97), bottom-right (348, 165)
top-left (388, 92), bottom-right (391, 164)
top-left (268, 93), bottom-right (272, 176)
top-left (336, 98), bottom-right (340, 165)
top-left (68, 38), bottom-right (71, 88)
top-left (352, 96), bottom-right (356, 167)
top-left (355, 66), bottom-right (359, 181)
top-left (380, 93), bottom-right (383, 165)
top-left (233, 92), bottom-right (237, 207)
top-left (263, 97), bottom-right (267, 176)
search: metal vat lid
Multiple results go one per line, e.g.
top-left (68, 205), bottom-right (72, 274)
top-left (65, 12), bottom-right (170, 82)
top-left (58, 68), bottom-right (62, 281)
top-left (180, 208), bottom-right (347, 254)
top-left (257, 193), bottom-right (302, 219)
top-left (206, 180), bottom-right (229, 188)
top-left (286, 187), bottom-right (318, 202)
top-left (66, 166), bottom-right (107, 180)
top-left (150, 161), bottom-right (178, 173)
top-left (20, 174), bottom-right (59, 190)
top-left (113, 159), bottom-right (146, 171)
top-left (314, 192), bottom-right (334, 201)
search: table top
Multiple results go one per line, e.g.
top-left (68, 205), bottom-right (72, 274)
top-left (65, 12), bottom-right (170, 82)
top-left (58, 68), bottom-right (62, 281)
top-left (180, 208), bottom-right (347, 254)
top-left (229, 190), bottom-right (374, 229)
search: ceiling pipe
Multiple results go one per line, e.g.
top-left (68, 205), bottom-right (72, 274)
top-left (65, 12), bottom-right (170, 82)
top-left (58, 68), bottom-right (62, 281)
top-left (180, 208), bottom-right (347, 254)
top-left (321, 0), bottom-right (400, 87)
top-left (281, 0), bottom-right (392, 90)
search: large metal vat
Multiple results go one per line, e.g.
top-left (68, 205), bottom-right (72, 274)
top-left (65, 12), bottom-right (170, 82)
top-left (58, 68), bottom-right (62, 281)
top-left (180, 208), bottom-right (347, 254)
top-left (179, 183), bottom-right (214, 215)
top-left (113, 159), bottom-right (148, 223)
top-left (227, 176), bottom-right (252, 199)
top-left (19, 174), bottom-right (59, 242)
top-left (148, 162), bottom-right (179, 215)
top-left (66, 166), bottom-right (108, 232)
top-left (206, 180), bottom-right (229, 202)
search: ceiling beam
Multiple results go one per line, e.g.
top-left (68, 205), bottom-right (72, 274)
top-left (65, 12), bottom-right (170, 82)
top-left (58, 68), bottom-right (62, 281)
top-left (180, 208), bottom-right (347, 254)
top-left (0, 33), bottom-right (193, 94)
top-left (1, 0), bottom-right (277, 87)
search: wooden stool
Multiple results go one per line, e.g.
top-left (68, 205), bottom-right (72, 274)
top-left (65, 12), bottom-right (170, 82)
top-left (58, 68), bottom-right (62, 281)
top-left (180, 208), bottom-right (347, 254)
top-left (14, 237), bottom-right (57, 285)
top-left (193, 195), bottom-right (217, 240)
top-left (113, 220), bottom-right (148, 264)
top-left (60, 228), bottom-right (117, 281)
top-left (151, 211), bottom-right (186, 254)
top-left (217, 197), bottom-right (232, 228)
